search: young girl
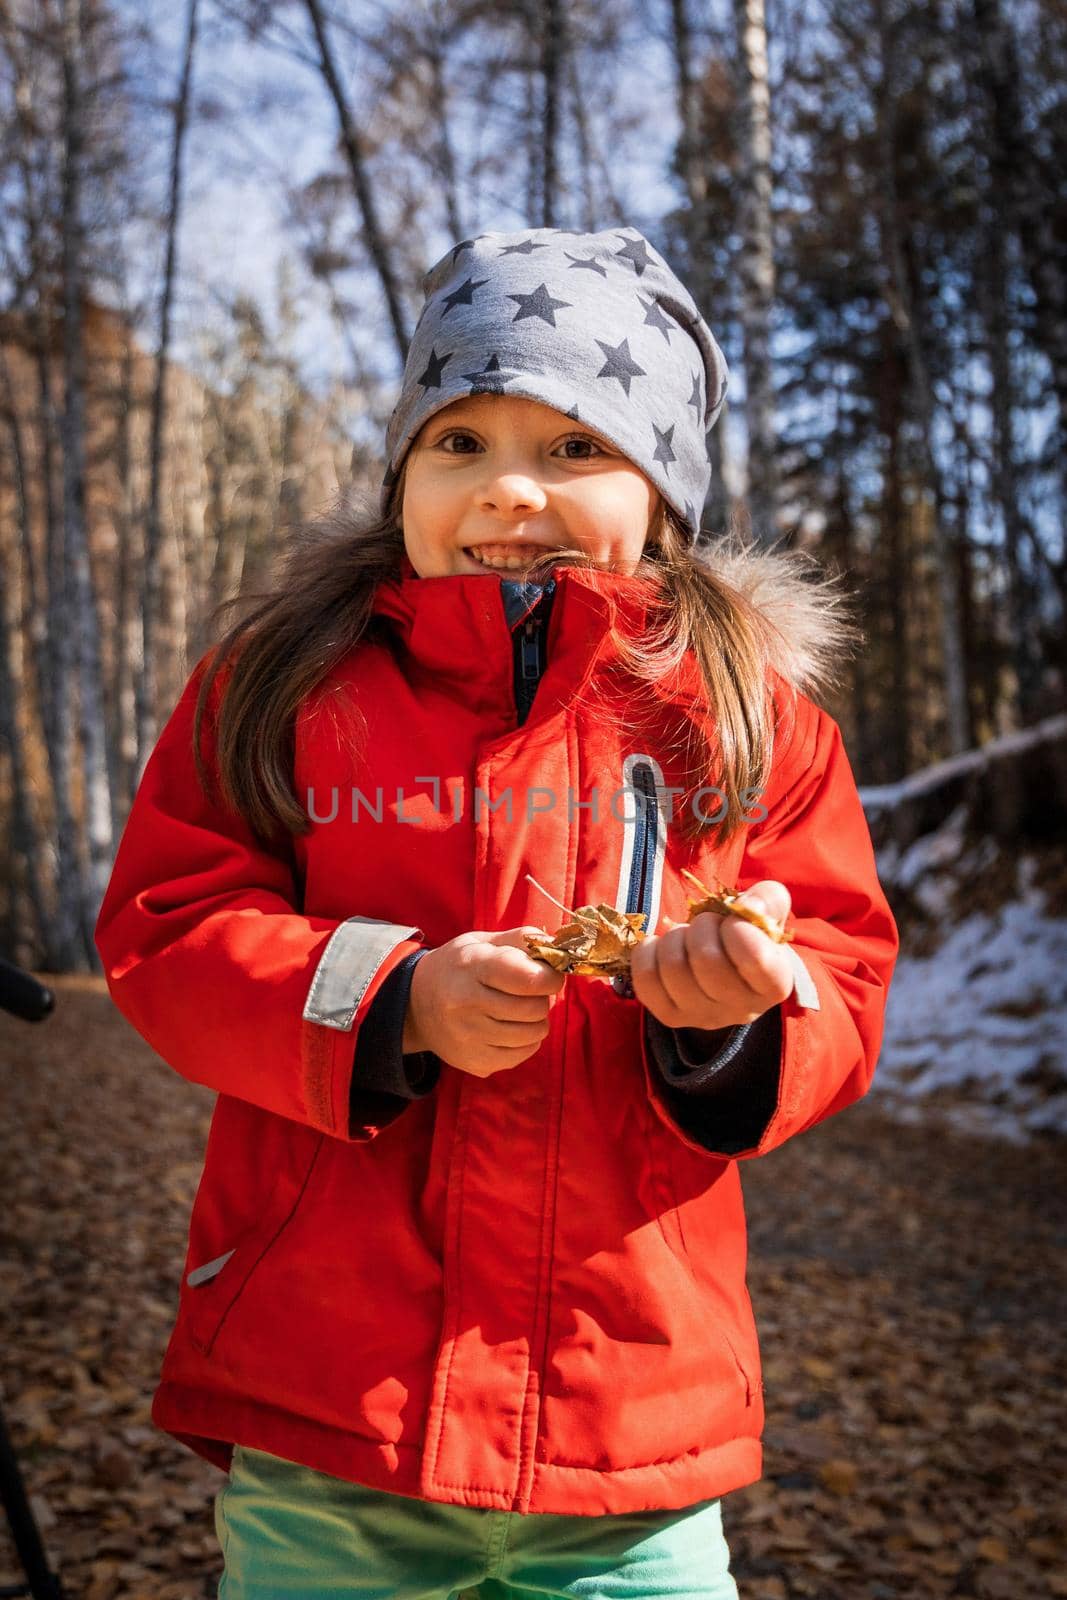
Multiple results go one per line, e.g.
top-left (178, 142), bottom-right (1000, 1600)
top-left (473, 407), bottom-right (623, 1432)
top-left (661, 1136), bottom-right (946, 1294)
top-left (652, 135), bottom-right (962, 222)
top-left (95, 226), bottom-right (898, 1599)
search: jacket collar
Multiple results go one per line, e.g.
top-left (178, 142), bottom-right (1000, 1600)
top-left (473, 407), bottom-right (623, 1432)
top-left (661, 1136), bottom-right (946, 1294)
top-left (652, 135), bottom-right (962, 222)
top-left (370, 555), bottom-right (662, 722)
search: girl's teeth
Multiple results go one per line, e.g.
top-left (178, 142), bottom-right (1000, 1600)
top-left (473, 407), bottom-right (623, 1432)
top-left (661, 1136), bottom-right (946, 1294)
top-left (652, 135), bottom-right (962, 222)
top-left (468, 546), bottom-right (553, 569)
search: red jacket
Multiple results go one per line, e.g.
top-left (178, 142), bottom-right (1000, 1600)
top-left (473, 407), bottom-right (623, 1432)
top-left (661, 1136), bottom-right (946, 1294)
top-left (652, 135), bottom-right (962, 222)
top-left (94, 561), bottom-right (898, 1515)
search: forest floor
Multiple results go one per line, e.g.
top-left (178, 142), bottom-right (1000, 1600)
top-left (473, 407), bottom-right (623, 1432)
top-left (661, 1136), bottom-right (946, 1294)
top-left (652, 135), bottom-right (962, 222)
top-left (1, 976), bottom-right (1064, 1600)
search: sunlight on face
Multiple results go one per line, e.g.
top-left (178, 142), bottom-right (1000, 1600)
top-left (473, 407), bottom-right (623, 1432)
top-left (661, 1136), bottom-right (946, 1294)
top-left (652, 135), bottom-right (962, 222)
top-left (400, 394), bottom-right (660, 579)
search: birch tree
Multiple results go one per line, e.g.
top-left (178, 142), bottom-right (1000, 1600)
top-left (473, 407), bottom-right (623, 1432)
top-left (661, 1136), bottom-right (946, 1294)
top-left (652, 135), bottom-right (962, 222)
top-left (302, 0), bottom-right (411, 362)
top-left (872, 0), bottom-right (970, 752)
top-left (666, 0), bottom-right (736, 536)
top-left (733, 0), bottom-right (778, 542)
top-left (136, 0), bottom-right (200, 780)
top-left (539, 0), bottom-right (564, 227)
top-left (59, 0), bottom-right (115, 955)
top-left (0, 7), bottom-right (86, 967)
top-left (0, 347), bottom-right (53, 957)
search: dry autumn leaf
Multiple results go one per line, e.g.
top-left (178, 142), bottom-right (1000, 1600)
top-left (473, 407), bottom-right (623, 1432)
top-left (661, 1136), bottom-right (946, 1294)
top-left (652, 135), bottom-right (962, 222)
top-left (523, 876), bottom-right (647, 976)
top-left (818, 1458), bottom-right (859, 1496)
top-left (522, 869), bottom-right (792, 979)
top-left (679, 867), bottom-right (794, 943)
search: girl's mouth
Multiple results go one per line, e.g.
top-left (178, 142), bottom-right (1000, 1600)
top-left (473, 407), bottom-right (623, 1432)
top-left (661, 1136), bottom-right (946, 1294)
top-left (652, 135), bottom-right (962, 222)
top-left (464, 545), bottom-right (558, 571)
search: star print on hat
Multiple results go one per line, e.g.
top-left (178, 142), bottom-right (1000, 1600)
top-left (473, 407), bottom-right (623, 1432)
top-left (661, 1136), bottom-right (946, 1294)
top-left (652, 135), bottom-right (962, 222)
top-left (380, 225), bottom-right (729, 542)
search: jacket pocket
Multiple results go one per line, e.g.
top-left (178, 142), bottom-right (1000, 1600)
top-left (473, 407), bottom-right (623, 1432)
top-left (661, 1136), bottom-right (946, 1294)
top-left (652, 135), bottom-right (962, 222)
top-left (185, 1134), bottom-right (324, 1358)
top-left (640, 1110), bottom-right (756, 1405)
top-left (716, 1319), bottom-right (755, 1404)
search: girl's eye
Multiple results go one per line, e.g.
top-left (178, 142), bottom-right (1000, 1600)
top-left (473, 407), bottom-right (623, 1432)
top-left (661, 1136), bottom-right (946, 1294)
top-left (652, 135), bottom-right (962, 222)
top-left (558, 435), bottom-right (604, 459)
top-left (438, 431), bottom-right (479, 454)
top-left (435, 431), bottom-right (605, 459)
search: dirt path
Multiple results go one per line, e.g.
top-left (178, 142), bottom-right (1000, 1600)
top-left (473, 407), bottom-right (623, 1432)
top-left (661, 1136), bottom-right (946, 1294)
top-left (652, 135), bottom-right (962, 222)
top-left (1, 978), bottom-right (1064, 1599)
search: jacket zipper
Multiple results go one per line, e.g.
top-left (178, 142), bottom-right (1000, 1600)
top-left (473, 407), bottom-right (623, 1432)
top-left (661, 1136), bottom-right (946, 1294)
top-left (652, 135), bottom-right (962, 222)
top-left (512, 597), bottom-right (550, 726)
top-left (613, 759), bottom-right (662, 998)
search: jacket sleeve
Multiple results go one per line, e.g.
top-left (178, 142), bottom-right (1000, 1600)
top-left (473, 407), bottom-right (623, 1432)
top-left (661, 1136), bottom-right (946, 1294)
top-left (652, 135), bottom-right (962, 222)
top-left (94, 653), bottom-right (427, 1143)
top-left (350, 949), bottom-right (442, 1122)
top-left (641, 694), bottom-right (899, 1160)
top-left (643, 1008), bottom-right (784, 1152)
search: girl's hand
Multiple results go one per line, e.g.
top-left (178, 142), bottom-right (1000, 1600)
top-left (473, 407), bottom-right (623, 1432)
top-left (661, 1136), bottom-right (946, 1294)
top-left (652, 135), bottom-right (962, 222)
top-left (403, 928), bottom-right (566, 1077)
top-left (629, 880), bottom-right (794, 1033)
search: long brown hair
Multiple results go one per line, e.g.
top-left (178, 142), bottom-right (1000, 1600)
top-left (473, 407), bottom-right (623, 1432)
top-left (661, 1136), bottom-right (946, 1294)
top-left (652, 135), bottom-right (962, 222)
top-left (193, 468), bottom-right (862, 851)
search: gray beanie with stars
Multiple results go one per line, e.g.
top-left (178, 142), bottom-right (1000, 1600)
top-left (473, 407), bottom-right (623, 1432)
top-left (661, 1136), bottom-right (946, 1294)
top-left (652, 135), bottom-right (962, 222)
top-left (380, 226), bottom-right (729, 543)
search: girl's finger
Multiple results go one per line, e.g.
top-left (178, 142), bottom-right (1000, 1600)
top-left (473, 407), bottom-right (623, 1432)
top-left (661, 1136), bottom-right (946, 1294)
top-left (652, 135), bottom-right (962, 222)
top-left (628, 930), bottom-right (667, 1006)
top-left (653, 924), bottom-right (726, 1020)
top-left (718, 916), bottom-right (793, 1001)
top-left (683, 913), bottom-right (752, 1010)
top-left (737, 881), bottom-right (792, 929)
top-left (484, 1018), bottom-right (550, 1045)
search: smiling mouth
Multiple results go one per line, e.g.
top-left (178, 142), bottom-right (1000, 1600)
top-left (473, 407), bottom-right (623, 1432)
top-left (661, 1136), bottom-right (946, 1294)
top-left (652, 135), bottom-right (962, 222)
top-left (464, 545), bottom-right (560, 570)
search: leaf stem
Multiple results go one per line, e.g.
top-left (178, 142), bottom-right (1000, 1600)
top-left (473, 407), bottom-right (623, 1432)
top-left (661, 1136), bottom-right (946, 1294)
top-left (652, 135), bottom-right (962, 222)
top-left (525, 874), bottom-right (576, 919)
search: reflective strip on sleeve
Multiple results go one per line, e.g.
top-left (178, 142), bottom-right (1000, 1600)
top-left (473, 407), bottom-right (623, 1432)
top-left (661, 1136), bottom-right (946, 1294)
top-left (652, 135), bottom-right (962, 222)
top-left (785, 945), bottom-right (821, 1009)
top-left (303, 917), bottom-right (422, 1032)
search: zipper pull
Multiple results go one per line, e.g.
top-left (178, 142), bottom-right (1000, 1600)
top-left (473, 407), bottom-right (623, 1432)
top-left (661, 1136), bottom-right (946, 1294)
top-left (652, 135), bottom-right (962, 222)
top-left (521, 616), bottom-right (542, 679)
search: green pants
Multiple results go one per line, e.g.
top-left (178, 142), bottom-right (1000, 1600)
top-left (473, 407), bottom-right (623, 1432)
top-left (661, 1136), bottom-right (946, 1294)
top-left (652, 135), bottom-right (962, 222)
top-left (215, 1445), bottom-right (740, 1599)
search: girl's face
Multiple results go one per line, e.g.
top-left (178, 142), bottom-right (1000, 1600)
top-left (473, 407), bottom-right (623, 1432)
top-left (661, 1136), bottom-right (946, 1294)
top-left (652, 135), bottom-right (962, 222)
top-left (400, 394), bottom-right (660, 579)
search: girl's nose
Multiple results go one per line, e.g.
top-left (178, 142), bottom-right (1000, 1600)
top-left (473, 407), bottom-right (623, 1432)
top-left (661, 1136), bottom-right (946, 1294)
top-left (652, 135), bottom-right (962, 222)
top-left (478, 473), bottom-right (549, 515)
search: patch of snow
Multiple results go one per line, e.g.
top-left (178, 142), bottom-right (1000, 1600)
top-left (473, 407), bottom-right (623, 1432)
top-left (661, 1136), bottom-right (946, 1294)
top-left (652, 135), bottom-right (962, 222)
top-left (876, 803), bottom-right (968, 894)
top-left (871, 851), bottom-right (1067, 1142)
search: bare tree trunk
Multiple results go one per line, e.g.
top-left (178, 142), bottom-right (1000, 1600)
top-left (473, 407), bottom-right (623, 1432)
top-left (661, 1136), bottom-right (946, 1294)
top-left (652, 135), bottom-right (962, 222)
top-left (970, 0), bottom-right (1048, 719)
top-left (112, 327), bottom-right (139, 820)
top-left (136, 0), bottom-right (199, 782)
top-left (199, 409), bottom-right (228, 657)
top-left (0, 10), bottom-right (84, 965)
top-left (0, 349), bottom-right (54, 957)
top-left (278, 351), bottom-right (307, 534)
top-left (566, 52), bottom-right (597, 230)
top-left (976, 223), bottom-right (1042, 718)
top-left (671, 0), bottom-right (700, 201)
top-left (0, 555), bottom-right (35, 957)
top-left (160, 490), bottom-right (187, 712)
top-left (732, 0), bottom-right (777, 543)
top-left (540, 0), bottom-right (562, 227)
top-left (60, 0), bottom-right (112, 967)
top-left (178, 393), bottom-right (209, 670)
top-left (0, 345), bottom-right (44, 680)
top-left (879, 340), bottom-right (910, 779)
top-left (524, 35), bottom-right (539, 223)
top-left (27, 320), bottom-right (87, 969)
top-left (206, 396), bottom-right (252, 619)
top-left (873, 0), bottom-right (970, 753)
top-left (424, 7), bottom-right (465, 241)
top-left (946, 381), bottom-right (990, 734)
top-left (832, 467), bottom-right (871, 764)
top-left (302, 0), bottom-right (410, 363)
top-left (971, 0), bottom-right (1067, 470)
top-left (668, 0), bottom-right (729, 536)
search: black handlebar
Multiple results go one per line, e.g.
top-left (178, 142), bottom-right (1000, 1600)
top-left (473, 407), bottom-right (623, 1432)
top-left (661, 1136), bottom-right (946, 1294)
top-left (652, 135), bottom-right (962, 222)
top-left (0, 958), bottom-right (55, 1023)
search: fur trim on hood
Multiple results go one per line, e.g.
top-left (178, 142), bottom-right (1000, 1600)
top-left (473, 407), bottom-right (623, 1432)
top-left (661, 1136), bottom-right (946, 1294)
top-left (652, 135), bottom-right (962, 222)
top-left (698, 532), bottom-right (864, 702)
